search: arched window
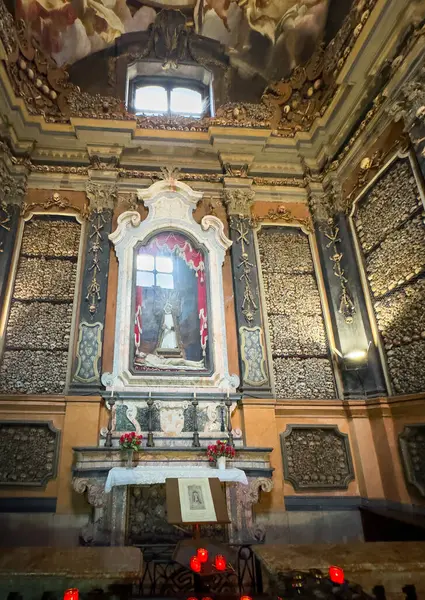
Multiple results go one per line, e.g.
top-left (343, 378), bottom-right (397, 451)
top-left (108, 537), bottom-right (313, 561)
top-left (130, 78), bottom-right (208, 118)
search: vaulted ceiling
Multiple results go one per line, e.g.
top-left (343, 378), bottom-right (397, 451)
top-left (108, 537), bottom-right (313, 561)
top-left (14, 0), bottom-right (353, 83)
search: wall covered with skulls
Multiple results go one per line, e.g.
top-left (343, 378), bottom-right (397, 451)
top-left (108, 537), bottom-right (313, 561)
top-left (352, 154), bottom-right (425, 395)
top-left (0, 215), bottom-right (82, 394)
top-left (256, 226), bottom-right (336, 400)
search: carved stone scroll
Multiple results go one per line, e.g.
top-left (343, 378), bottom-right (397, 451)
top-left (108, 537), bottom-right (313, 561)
top-left (281, 425), bottom-right (354, 491)
top-left (399, 424), bottom-right (425, 497)
top-left (227, 477), bottom-right (274, 544)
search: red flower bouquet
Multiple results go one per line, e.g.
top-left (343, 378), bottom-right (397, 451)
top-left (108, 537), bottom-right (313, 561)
top-left (119, 431), bottom-right (143, 451)
top-left (207, 440), bottom-right (235, 463)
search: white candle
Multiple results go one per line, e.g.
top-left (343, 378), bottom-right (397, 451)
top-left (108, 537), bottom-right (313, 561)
top-left (194, 390), bottom-right (197, 400)
top-left (227, 390), bottom-right (229, 401)
top-left (111, 387), bottom-right (114, 399)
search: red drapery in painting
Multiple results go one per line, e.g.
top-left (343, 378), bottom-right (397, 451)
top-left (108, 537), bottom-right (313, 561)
top-left (134, 232), bottom-right (208, 357)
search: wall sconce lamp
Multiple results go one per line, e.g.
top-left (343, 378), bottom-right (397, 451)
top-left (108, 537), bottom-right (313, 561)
top-left (334, 342), bottom-right (371, 371)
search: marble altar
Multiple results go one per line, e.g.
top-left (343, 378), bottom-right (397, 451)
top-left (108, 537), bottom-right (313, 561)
top-left (73, 446), bottom-right (273, 545)
top-left (105, 465), bottom-right (248, 492)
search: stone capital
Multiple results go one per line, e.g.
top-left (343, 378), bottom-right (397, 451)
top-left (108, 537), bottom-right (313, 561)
top-left (306, 181), bottom-right (332, 223)
top-left (223, 185), bottom-right (255, 217)
top-left (0, 159), bottom-right (28, 207)
top-left (388, 65), bottom-right (425, 131)
top-left (86, 179), bottom-right (117, 211)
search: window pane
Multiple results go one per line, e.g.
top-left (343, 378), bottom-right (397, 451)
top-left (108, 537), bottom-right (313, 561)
top-left (137, 253), bottom-right (154, 271)
top-left (156, 256), bottom-right (173, 273)
top-left (134, 86), bottom-right (167, 114)
top-left (170, 87), bottom-right (203, 116)
top-left (137, 271), bottom-right (154, 287)
top-left (156, 273), bottom-right (174, 289)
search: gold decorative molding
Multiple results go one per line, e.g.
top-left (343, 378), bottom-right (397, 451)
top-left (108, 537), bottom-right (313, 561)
top-left (21, 191), bottom-right (88, 218)
top-left (252, 205), bottom-right (313, 233)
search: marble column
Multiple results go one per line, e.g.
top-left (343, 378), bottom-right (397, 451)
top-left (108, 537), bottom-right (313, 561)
top-left (224, 178), bottom-right (272, 396)
top-left (308, 178), bottom-right (387, 399)
top-left (0, 151), bottom-right (27, 311)
top-left (70, 178), bottom-right (116, 393)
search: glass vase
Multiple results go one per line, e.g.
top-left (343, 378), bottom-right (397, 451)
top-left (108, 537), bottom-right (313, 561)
top-left (125, 449), bottom-right (133, 469)
top-left (217, 456), bottom-right (226, 470)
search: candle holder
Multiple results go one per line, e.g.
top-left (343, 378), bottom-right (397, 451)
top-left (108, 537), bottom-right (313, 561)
top-left (105, 394), bottom-right (116, 448)
top-left (192, 395), bottom-right (201, 448)
top-left (225, 397), bottom-right (234, 448)
top-left (146, 394), bottom-right (155, 447)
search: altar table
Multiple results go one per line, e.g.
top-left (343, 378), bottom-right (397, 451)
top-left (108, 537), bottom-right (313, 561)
top-left (105, 466), bottom-right (249, 492)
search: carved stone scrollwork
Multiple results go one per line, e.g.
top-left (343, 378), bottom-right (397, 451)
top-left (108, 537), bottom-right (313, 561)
top-left (224, 188), bottom-right (255, 218)
top-left (399, 424), bottom-right (425, 497)
top-left (389, 66), bottom-right (425, 131)
top-left (73, 322), bottom-right (103, 383)
top-left (281, 425), bottom-right (354, 491)
top-left (73, 477), bottom-right (106, 508)
top-left (229, 477), bottom-right (273, 543)
top-left (86, 181), bottom-right (117, 212)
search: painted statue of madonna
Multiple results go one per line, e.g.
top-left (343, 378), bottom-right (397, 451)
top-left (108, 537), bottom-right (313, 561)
top-left (133, 231), bottom-right (208, 373)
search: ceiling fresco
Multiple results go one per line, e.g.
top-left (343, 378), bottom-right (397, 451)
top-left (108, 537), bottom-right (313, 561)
top-left (14, 0), bottom-right (352, 82)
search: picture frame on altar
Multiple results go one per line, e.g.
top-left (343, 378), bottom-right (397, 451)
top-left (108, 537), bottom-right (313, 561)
top-left (166, 477), bottom-right (229, 525)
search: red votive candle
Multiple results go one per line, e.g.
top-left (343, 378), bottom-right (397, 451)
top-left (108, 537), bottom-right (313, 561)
top-left (64, 590), bottom-right (79, 600)
top-left (190, 555), bottom-right (202, 573)
top-left (197, 548), bottom-right (209, 563)
top-left (329, 566), bottom-right (345, 585)
top-left (214, 554), bottom-right (227, 571)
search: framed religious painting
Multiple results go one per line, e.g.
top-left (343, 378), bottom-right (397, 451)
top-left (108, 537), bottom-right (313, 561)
top-left (166, 477), bottom-right (229, 524)
top-left (132, 230), bottom-right (211, 375)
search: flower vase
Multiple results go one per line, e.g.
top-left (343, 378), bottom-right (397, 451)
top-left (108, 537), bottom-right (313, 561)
top-left (217, 456), bottom-right (226, 470)
top-left (125, 449), bottom-right (133, 469)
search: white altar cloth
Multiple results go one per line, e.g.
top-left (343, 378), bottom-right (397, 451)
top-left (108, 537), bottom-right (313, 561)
top-left (105, 466), bottom-right (248, 493)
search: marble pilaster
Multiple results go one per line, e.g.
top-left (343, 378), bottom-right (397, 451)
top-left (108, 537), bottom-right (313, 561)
top-left (0, 150), bottom-right (27, 310)
top-left (70, 178), bottom-right (116, 393)
top-left (224, 179), bottom-right (272, 396)
top-left (309, 177), bottom-right (388, 399)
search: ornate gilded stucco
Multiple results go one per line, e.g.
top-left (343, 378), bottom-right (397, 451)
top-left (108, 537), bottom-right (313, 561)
top-left (0, 0), bottom-right (378, 136)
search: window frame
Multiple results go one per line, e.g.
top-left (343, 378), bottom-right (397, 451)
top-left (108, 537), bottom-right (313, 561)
top-left (129, 76), bottom-right (210, 118)
top-left (136, 252), bottom-right (174, 290)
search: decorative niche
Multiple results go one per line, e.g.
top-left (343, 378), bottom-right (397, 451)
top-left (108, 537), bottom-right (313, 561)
top-left (0, 213), bottom-right (83, 394)
top-left (281, 425), bottom-right (355, 491)
top-left (256, 225), bottom-right (337, 400)
top-left (0, 421), bottom-right (60, 487)
top-left (103, 178), bottom-right (238, 393)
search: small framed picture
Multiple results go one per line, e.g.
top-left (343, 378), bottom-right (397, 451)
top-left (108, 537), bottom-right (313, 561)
top-left (178, 478), bottom-right (216, 523)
